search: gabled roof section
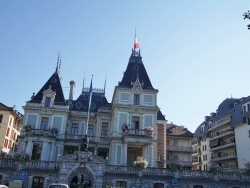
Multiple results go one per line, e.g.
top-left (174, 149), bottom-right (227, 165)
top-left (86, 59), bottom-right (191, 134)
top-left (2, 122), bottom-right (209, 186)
top-left (118, 49), bottom-right (154, 90)
top-left (166, 123), bottom-right (193, 137)
top-left (0, 102), bottom-right (23, 118)
top-left (30, 71), bottom-right (66, 105)
top-left (157, 110), bottom-right (166, 121)
top-left (0, 102), bottom-right (11, 111)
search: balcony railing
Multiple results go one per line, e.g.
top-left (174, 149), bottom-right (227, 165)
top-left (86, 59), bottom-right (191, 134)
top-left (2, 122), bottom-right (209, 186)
top-left (165, 160), bottom-right (192, 167)
top-left (65, 134), bottom-right (109, 142)
top-left (122, 129), bottom-right (153, 137)
top-left (210, 141), bottom-right (236, 151)
top-left (210, 129), bottom-right (234, 140)
top-left (211, 152), bottom-right (237, 161)
top-left (167, 146), bottom-right (193, 153)
top-left (24, 129), bottom-right (57, 137)
top-left (24, 160), bottom-right (59, 170)
top-left (208, 116), bottom-right (231, 131)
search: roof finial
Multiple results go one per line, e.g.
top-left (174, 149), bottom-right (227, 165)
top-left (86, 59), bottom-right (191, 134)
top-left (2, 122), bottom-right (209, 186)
top-left (56, 51), bottom-right (60, 73)
top-left (104, 74), bottom-right (107, 95)
top-left (82, 73), bottom-right (85, 94)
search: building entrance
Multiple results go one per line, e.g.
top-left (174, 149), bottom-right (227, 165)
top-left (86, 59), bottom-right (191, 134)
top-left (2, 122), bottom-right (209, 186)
top-left (70, 174), bottom-right (91, 188)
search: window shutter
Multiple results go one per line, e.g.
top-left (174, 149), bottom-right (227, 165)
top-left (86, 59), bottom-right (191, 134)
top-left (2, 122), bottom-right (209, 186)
top-left (119, 113), bottom-right (128, 131)
top-left (52, 116), bottom-right (62, 132)
top-left (144, 115), bottom-right (153, 128)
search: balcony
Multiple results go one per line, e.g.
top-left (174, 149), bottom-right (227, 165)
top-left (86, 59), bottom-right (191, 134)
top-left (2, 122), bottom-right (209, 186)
top-left (192, 140), bottom-right (201, 147)
top-left (208, 116), bottom-right (231, 131)
top-left (65, 134), bottom-right (110, 143)
top-left (192, 149), bottom-right (202, 156)
top-left (166, 160), bottom-right (192, 167)
top-left (211, 152), bottom-right (237, 162)
top-left (167, 146), bottom-right (193, 153)
top-left (210, 129), bottom-right (234, 141)
top-left (122, 129), bottom-right (153, 137)
top-left (210, 141), bottom-right (236, 152)
top-left (24, 129), bottom-right (57, 137)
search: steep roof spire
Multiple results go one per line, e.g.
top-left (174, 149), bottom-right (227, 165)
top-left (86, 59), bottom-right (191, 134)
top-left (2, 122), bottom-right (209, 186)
top-left (104, 74), bottom-right (107, 95)
top-left (56, 51), bottom-right (61, 75)
top-left (81, 73), bottom-right (85, 94)
top-left (134, 29), bottom-right (140, 49)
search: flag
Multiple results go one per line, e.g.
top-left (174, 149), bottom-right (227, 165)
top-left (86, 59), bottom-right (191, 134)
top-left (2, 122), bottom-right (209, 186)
top-left (134, 31), bottom-right (140, 49)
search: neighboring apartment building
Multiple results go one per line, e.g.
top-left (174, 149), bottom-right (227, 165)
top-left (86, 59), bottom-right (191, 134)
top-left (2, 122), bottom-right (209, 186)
top-left (0, 102), bottom-right (23, 157)
top-left (16, 43), bottom-right (168, 187)
top-left (192, 97), bottom-right (250, 171)
top-left (166, 123), bottom-right (193, 169)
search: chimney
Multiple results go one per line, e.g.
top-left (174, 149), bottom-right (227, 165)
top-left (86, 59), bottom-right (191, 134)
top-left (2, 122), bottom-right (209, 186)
top-left (69, 80), bottom-right (76, 100)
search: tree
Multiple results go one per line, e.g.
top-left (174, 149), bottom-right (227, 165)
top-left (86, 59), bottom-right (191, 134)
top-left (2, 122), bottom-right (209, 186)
top-left (243, 11), bottom-right (250, 29)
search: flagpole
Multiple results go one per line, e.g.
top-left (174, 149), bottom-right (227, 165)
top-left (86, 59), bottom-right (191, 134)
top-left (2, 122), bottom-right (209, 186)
top-left (86, 75), bottom-right (93, 136)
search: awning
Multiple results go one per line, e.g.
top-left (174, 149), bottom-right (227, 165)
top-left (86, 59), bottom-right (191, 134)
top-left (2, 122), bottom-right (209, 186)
top-left (210, 139), bottom-right (219, 147)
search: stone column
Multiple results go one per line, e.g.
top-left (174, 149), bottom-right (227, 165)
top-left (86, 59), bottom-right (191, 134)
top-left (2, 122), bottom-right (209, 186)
top-left (123, 141), bottom-right (128, 166)
top-left (94, 146), bottom-right (98, 156)
top-left (50, 142), bottom-right (55, 161)
top-left (147, 143), bottom-right (151, 166)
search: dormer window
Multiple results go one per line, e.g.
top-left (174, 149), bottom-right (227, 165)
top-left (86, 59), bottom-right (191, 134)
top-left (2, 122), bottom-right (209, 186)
top-left (45, 97), bottom-right (51, 107)
top-left (134, 94), bottom-right (140, 105)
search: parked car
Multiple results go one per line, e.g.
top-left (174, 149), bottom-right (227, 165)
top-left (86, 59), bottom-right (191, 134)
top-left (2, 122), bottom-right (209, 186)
top-left (48, 183), bottom-right (69, 188)
top-left (0, 185), bottom-right (8, 188)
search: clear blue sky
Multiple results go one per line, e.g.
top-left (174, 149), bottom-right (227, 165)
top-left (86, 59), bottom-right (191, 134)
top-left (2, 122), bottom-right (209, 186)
top-left (1, 1), bottom-right (250, 132)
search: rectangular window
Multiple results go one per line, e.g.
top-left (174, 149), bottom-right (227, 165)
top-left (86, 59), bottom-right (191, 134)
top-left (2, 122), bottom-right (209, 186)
top-left (45, 97), bottom-right (51, 107)
top-left (32, 142), bottom-right (43, 160)
top-left (40, 117), bottom-right (49, 130)
top-left (6, 128), bottom-right (10, 137)
top-left (134, 94), bottom-right (140, 105)
top-left (4, 139), bottom-right (8, 148)
top-left (205, 145), bottom-right (207, 151)
top-left (71, 123), bottom-right (78, 135)
top-left (8, 140), bottom-right (12, 149)
top-left (120, 93), bottom-right (130, 104)
top-left (173, 139), bottom-right (178, 146)
top-left (27, 114), bottom-right (37, 128)
top-left (0, 114), bottom-right (3, 123)
top-left (131, 116), bottom-right (140, 132)
top-left (119, 113), bottom-right (128, 132)
top-left (144, 115), bottom-right (153, 128)
top-left (101, 123), bottom-right (108, 137)
top-left (248, 104), bottom-right (250, 112)
top-left (143, 94), bottom-right (153, 105)
top-left (9, 117), bottom-right (12, 126)
top-left (88, 124), bottom-right (94, 140)
top-left (52, 116), bottom-right (62, 132)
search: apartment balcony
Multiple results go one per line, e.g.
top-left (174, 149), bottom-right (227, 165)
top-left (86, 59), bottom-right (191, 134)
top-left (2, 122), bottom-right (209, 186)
top-left (211, 152), bottom-right (237, 162)
top-left (210, 141), bottom-right (236, 152)
top-left (167, 146), bottom-right (193, 153)
top-left (208, 116), bottom-right (231, 131)
top-left (122, 129), bottom-right (153, 137)
top-left (210, 129), bottom-right (234, 141)
top-left (192, 140), bottom-right (201, 147)
top-left (192, 149), bottom-right (202, 156)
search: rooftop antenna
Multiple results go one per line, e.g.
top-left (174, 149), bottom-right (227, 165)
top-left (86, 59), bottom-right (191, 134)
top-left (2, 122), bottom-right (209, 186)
top-left (56, 51), bottom-right (60, 73)
top-left (82, 73), bottom-right (85, 94)
top-left (104, 74), bottom-right (107, 95)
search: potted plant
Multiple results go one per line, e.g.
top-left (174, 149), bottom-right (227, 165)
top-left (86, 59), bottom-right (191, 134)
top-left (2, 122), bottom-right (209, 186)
top-left (144, 126), bottom-right (154, 135)
top-left (122, 123), bottom-right (129, 134)
top-left (24, 125), bottom-right (31, 132)
top-left (134, 156), bottom-right (148, 169)
top-left (13, 152), bottom-right (30, 165)
top-left (50, 128), bottom-right (58, 135)
top-left (208, 163), bottom-right (221, 180)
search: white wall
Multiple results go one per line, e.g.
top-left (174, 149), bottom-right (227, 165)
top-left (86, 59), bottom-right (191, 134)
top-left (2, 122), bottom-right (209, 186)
top-left (235, 123), bottom-right (250, 169)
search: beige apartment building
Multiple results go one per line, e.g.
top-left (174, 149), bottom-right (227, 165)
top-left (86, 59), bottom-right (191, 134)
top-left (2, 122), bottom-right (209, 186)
top-left (0, 102), bottom-right (23, 157)
top-left (166, 123), bottom-right (193, 170)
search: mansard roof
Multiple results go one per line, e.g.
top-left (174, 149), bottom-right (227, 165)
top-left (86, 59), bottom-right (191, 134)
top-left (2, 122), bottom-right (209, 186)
top-left (118, 49), bottom-right (154, 90)
top-left (30, 71), bottom-right (66, 105)
top-left (69, 89), bottom-right (110, 112)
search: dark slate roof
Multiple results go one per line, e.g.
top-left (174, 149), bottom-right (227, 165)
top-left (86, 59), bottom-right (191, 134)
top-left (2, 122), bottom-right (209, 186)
top-left (118, 49), bottom-right (154, 90)
top-left (193, 116), bottom-right (211, 137)
top-left (0, 102), bottom-right (23, 118)
top-left (157, 110), bottom-right (166, 121)
top-left (212, 98), bottom-right (239, 121)
top-left (166, 124), bottom-right (193, 137)
top-left (231, 96), bottom-right (250, 127)
top-left (69, 91), bottom-right (110, 112)
top-left (30, 71), bottom-right (66, 105)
